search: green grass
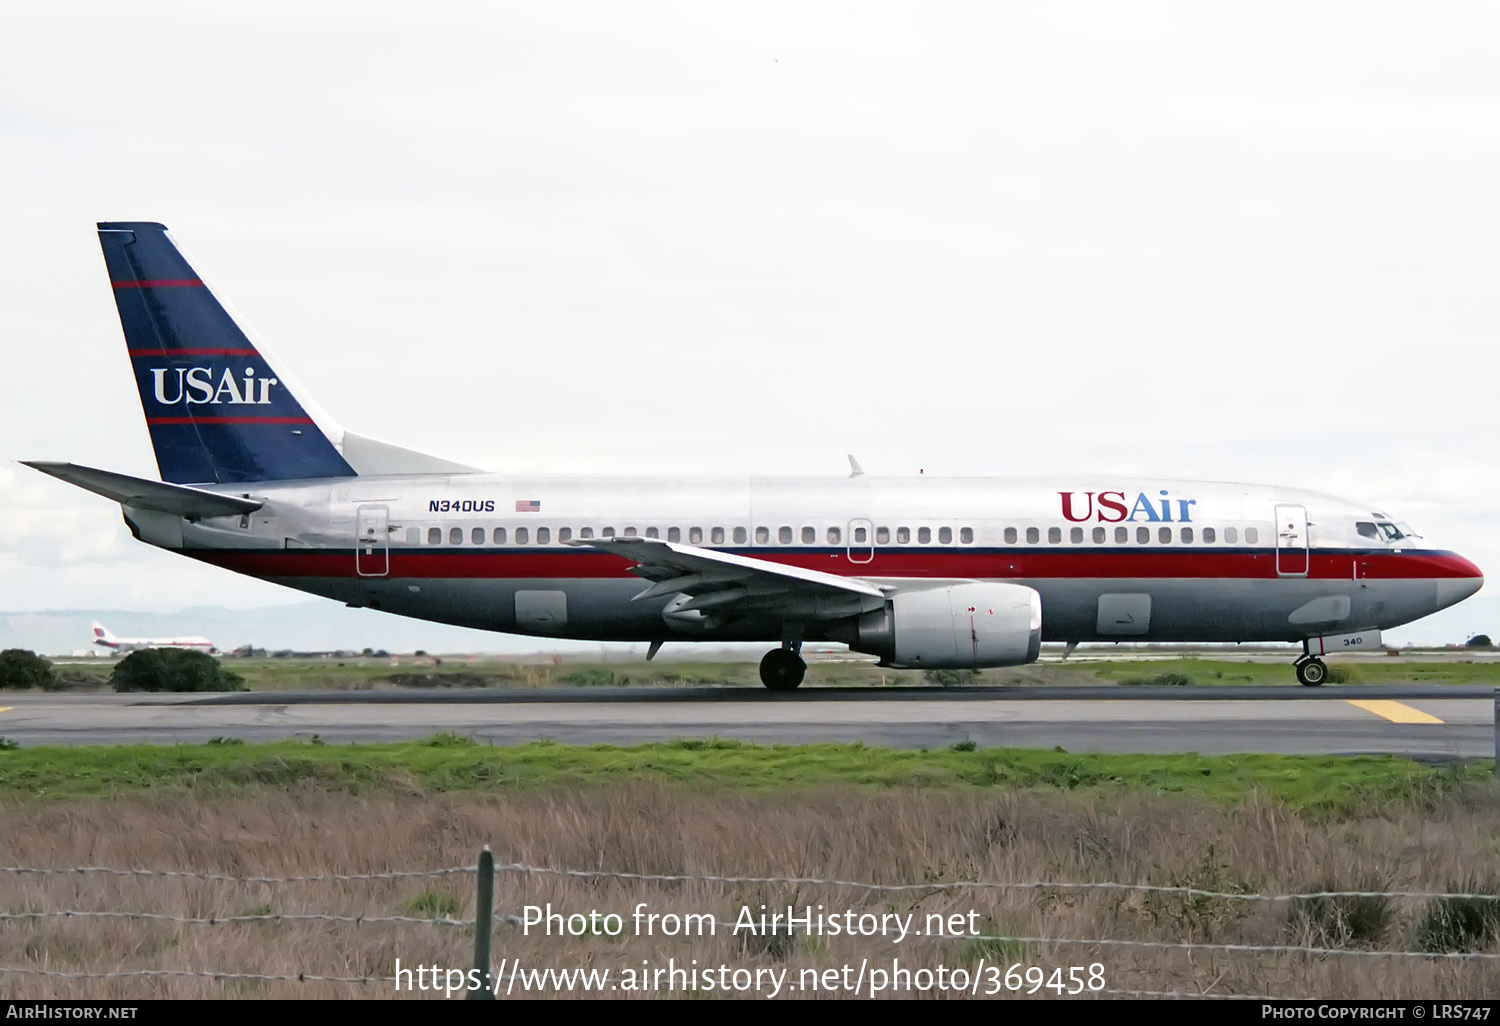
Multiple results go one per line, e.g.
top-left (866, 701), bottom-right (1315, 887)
top-left (0, 736), bottom-right (1490, 815)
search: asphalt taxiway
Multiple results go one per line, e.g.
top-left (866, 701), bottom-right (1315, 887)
top-left (0, 685), bottom-right (1494, 758)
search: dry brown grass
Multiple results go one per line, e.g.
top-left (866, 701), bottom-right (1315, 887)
top-left (2, 786), bottom-right (1497, 999)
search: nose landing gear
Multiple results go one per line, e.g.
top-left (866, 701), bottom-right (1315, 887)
top-left (1295, 655), bottom-right (1327, 687)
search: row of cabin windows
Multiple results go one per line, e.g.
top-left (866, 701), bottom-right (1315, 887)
top-left (413, 524), bottom-right (1260, 547)
top-left (417, 525), bottom-right (977, 546)
top-left (1002, 525), bottom-right (1259, 545)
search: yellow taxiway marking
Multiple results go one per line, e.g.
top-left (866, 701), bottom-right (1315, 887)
top-left (1346, 700), bottom-right (1444, 724)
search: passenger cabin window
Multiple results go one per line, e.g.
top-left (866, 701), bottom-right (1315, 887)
top-left (515, 527), bottom-right (528, 544)
top-left (580, 526), bottom-right (594, 539)
top-left (1047, 527), bottom-right (1060, 544)
top-left (1070, 527), bottom-right (1083, 544)
top-left (803, 527), bottom-right (816, 544)
top-left (645, 527), bottom-right (658, 538)
top-left (939, 527), bottom-right (952, 544)
top-left (690, 527), bottom-right (703, 544)
top-left (853, 526), bottom-right (867, 543)
top-left (1245, 528), bottom-right (1258, 544)
top-left (961, 527), bottom-right (974, 544)
top-left (602, 527), bottom-right (615, 538)
top-left (537, 527), bottom-right (550, 544)
top-left (756, 527), bottom-right (769, 544)
top-left (1137, 526), bottom-right (1150, 544)
top-left (623, 527), bottom-right (638, 537)
top-left (1026, 527), bottom-right (1039, 544)
top-left (1356, 522), bottom-right (1379, 540)
top-left (494, 527), bottom-right (506, 544)
top-left (876, 527), bottom-right (890, 544)
top-left (1202, 527), bottom-right (1215, 543)
top-left (897, 527), bottom-right (910, 544)
top-left (449, 527), bottom-right (463, 545)
top-left (429, 527), bottom-right (442, 545)
top-left (1181, 527), bottom-right (1194, 543)
top-left (1225, 527), bottom-right (1238, 544)
top-left (1115, 526), bottom-right (1128, 544)
top-left (779, 526), bottom-right (793, 544)
top-left (559, 527), bottom-right (571, 542)
top-left (734, 527), bottom-right (747, 544)
top-left (918, 527), bottom-right (931, 544)
top-left (1093, 526), bottom-right (1106, 544)
top-left (711, 527), bottom-right (725, 544)
top-left (667, 527), bottom-right (680, 542)
top-left (472, 527), bottom-right (484, 545)
top-left (1159, 526), bottom-right (1171, 544)
top-left (1004, 527), bottom-right (1017, 544)
top-left (828, 527), bottom-right (841, 544)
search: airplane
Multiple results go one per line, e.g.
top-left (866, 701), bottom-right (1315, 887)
top-left (90, 621), bottom-right (216, 655)
top-left (21, 222), bottom-right (1485, 690)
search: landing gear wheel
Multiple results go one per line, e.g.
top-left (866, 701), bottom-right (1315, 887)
top-left (1296, 658), bottom-right (1327, 687)
top-left (759, 649), bottom-right (806, 691)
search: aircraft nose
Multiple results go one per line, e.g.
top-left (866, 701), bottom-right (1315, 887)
top-left (1435, 556), bottom-right (1484, 609)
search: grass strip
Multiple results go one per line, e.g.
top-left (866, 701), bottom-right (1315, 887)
top-left (0, 735), bottom-right (1491, 815)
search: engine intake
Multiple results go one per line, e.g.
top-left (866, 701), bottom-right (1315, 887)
top-left (833, 582), bottom-right (1042, 669)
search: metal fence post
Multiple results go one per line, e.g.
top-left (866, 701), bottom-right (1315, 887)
top-left (469, 847), bottom-right (495, 999)
top-left (1493, 689), bottom-right (1499, 781)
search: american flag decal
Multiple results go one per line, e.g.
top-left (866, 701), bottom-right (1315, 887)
top-left (515, 500), bottom-right (540, 512)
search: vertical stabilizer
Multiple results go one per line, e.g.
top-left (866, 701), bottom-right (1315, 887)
top-left (97, 222), bottom-right (357, 485)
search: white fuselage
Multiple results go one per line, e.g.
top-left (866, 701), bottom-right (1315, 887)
top-left (119, 473), bottom-right (1483, 649)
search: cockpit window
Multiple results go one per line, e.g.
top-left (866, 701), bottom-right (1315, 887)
top-left (1355, 522), bottom-right (1379, 540)
top-left (1376, 522), bottom-right (1404, 541)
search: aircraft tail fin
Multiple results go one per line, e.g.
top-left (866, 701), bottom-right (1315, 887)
top-left (91, 622), bottom-right (117, 646)
top-left (96, 222), bottom-right (357, 485)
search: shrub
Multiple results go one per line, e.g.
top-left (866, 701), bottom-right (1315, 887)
top-left (1325, 664), bottom-right (1363, 684)
top-left (923, 668), bottom-right (979, 687)
top-left (402, 889), bottom-right (462, 920)
top-left (0, 649), bottom-right (55, 690)
top-left (1120, 671), bottom-right (1194, 686)
top-left (1286, 878), bottom-right (1394, 948)
top-left (109, 650), bottom-right (247, 693)
top-left (562, 668), bottom-right (618, 687)
top-left (1414, 883), bottom-right (1500, 954)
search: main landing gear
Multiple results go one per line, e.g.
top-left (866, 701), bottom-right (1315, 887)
top-left (759, 642), bottom-right (806, 691)
top-left (1295, 653), bottom-right (1327, 687)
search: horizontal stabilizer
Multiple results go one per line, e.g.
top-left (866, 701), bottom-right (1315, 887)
top-left (22, 462), bottom-right (263, 519)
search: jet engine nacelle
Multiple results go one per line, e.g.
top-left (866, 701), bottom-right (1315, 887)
top-left (836, 582), bottom-right (1042, 669)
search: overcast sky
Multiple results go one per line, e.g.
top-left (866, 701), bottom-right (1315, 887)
top-left (1, 3), bottom-right (1496, 644)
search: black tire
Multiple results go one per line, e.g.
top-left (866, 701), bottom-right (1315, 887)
top-left (1296, 658), bottom-right (1327, 687)
top-left (759, 650), bottom-right (806, 691)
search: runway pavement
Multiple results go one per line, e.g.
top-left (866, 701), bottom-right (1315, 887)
top-left (0, 685), bottom-right (1495, 758)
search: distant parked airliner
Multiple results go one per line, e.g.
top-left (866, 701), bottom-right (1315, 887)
top-left (91, 622), bottom-right (215, 655)
top-left (24, 223), bottom-right (1485, 689)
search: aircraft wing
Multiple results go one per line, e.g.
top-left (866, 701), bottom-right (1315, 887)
top-left (22, 462), bottom-right (264, 519)
top-left (566, 537), bottom-right (888, 621)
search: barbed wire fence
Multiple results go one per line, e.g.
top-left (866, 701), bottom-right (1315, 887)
top-left (2, 853), bottom-right (1497, 999)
